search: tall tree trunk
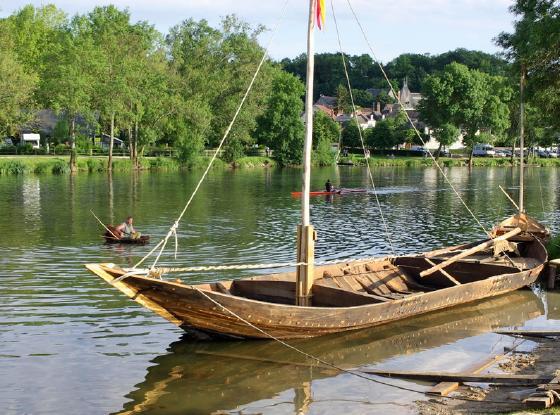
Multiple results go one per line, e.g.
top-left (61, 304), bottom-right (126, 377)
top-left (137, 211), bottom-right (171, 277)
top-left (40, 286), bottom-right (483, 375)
top-left (468, 147), bottom-right (474, 168)
top-left (69, 116), bottom-right (77, 172)
top-left (510, 138), bottom-right (517, 165)
top-left (134, 120), bottom-right (139, 169)
top-left (435, 142), bottom-right (442, 161)
top-left (128, 126), bottom-right (134, 163)
top-left (108, 112), bottom-right (115, 172)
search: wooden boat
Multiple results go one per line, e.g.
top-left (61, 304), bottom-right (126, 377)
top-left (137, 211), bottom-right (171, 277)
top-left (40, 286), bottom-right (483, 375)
top-left (103, 226), bottom-right (150, 245)
top-left (290, 188), bottom-right (368, 197)
top-left (86, 213), bottom-right (548, 339)
top-left (85, 0), bottom-right (550, 340)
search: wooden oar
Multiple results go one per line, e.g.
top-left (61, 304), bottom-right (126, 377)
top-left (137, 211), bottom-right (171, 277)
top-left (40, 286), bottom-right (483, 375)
top-left (420, 227), bottom-right (522, 278)
top-left (90, 210), bottom-right (120, 240)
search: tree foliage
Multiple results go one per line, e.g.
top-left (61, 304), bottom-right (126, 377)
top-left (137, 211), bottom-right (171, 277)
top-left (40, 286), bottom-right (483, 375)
top-left (255, 71), bottom-right (305, 166)
top-left (418, 63), bottom-right (512, 162)
top-left (497, 0), bottom-right (560, 137)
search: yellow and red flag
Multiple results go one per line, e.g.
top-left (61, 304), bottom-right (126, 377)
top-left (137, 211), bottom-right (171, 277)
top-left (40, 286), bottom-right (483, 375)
top-left (316, 0), bottom-right (326, 30)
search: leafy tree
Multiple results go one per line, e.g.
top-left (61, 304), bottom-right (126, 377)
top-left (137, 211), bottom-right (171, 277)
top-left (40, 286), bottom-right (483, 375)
top-left (41, 18), bottom-right (99, 171)
top-left (312, 111), bottom-right (339, 165)
top-left (341, 119), bottom-right (362, 148)
top-left (255, 70), bottom-right (305, 165)
top-left (0, 47), bottom-right (38, 136)
top-left (497, 0), bottom-right (560, 137)
top-left (418, 63), bottom-right (512, 165)
top-left (366, 118), bottom-right (394, 149)
top-left (432, 123), bottom-right (459, 159)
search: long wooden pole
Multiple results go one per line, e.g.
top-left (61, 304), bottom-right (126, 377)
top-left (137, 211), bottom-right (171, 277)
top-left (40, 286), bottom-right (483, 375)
top-left (519, 65), bottom-right (525, 213)
top-left (296, 0), bottom-right (317, 306)
top-left (301, 0), bottom-right (315, 226)
top-left (420, 227), bottom-right (522, 278)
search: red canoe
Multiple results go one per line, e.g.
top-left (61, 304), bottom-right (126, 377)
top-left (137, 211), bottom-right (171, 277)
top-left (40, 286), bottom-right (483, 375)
top-left (291, 188), bottom-right (368, 197)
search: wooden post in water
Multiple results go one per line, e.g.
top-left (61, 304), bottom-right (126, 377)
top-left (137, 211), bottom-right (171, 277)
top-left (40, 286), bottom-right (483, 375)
top-left (296, 0), bottom-right (317, 306)
top-left (296, 225), bottom-right (315, 306)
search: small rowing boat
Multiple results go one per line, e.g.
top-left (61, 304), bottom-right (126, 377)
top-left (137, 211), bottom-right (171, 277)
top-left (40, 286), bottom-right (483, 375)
top-left (291, 188), bottom-right (368, 197)
top-left (103, 226), bottom-right (150, 245)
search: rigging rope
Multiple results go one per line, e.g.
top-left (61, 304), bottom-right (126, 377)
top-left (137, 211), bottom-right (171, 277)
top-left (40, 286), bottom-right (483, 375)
top-left (134, 0), bottom-right (291, 270)
top-left (345, 0), bottom-right (492, 238)
top-left (115, 255), bottom-right (396, 282)
top-left (330, 0), bottom-right (396, 256)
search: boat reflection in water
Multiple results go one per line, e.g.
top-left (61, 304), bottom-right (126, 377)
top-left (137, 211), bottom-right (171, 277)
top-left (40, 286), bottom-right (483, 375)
top-left (115, 291), bottom-right (543, 415)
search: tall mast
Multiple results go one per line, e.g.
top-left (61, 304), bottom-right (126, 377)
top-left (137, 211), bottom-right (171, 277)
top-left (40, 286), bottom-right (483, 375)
top-left (519, 65), bottom-right (525, 214)
top-left (296, 0), bottom-right (317, 306)
top-left (302, 0), bottom-right (315, 226)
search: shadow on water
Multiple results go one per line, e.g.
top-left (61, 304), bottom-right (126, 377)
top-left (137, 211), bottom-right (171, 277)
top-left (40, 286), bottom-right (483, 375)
top-left (115, 291), bottom-right (543, 415)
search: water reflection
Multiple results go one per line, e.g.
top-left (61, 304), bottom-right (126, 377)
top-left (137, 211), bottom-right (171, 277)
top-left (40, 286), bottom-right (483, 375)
top-left (116, 292), bottom-right (542, 415)
top-left (0, 167), bottom-right (559, 414)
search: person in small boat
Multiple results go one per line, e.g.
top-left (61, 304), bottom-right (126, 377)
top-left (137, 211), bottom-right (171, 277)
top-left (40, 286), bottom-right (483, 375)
top-left (325, 179), bottom-right (335, 192)
top-left (115, 216), bottom-right (141, 239)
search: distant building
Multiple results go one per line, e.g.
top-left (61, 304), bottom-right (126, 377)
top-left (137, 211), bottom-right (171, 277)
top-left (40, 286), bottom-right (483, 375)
top-left (21, 133), bottom-right (41, 149)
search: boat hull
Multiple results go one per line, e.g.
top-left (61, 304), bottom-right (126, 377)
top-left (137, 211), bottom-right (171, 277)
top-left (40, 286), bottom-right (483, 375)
top-left (86, 252), bottom-right (545, 339)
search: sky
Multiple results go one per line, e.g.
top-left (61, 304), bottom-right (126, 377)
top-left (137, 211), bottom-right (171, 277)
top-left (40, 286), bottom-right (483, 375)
top-left (0, 0), bottom-right (517, 62)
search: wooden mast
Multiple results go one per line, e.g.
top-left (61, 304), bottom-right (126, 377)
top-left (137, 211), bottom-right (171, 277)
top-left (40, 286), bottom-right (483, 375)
top-left (519, 65), bottom-right (526, 214)
top-left (296, 0), bottom-right (317, 306)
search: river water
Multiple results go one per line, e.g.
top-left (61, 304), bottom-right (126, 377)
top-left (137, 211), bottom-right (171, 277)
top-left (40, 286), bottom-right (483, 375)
top-left (1, 166), bottom-right (559, 414)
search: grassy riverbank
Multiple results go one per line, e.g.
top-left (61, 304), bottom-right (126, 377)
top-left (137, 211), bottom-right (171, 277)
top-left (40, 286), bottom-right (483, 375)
top-left (1, 154), bottom-right (559, 175)
top-left (345, 155), bottom-right (560, 167)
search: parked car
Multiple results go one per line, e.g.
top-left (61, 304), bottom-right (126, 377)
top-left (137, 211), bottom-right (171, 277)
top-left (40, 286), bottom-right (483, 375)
top-left (537, 149), bottom-right (549, 158)
top-left (546, 151), bottom-right (558, 158)
top-left (473, 143), bottom-right (496, 157)
top-left (495, 149), bottom-right (510, 157)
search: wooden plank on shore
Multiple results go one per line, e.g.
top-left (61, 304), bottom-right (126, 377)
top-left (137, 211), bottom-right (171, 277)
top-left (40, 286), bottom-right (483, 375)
top-left (524, 394), bottom-right (554, 409)
top-left (495, 330), bottom-right (560, 338)
top-left (362, 370), bottom-right (552, 385)
top-left (428, 354), bottom-right (504, 396)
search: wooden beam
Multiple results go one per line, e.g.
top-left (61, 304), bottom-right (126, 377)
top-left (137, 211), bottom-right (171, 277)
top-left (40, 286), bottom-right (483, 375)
top-left (495, 330), bottom-right (560, 338)
top-left (428, 354), bottom-right (504, 396)
top-left (420, 227), bottom-right (522, 278)
top-left (424, 258), bottom-right (461, 286)
top-left (362, 369), bottom-right (552, 385)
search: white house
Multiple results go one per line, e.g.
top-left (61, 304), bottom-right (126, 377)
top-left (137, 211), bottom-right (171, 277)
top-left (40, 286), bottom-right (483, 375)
top-left (21, 133), bottom-right (41, 149)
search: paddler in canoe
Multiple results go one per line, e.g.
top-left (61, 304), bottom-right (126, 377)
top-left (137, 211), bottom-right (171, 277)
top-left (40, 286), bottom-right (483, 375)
top-left (115, 216), bottom-right (141, 240)
top-left (325, 179), bottom-right (336, 193)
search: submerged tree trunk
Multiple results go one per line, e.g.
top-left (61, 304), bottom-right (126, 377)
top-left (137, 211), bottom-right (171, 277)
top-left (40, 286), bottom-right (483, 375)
top-left (69, 116), bottom-right (77, 172)
top-left (108, 112), bottom-right (115, 172)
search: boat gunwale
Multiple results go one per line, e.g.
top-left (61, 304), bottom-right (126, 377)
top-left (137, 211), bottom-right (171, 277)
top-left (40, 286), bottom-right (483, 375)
top-left (85, 257), bottom-right (545, 314)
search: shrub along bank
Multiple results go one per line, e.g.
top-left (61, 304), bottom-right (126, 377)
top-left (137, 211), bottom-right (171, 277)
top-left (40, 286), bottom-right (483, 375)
top-left (0, 155), bottom-right (559, 176)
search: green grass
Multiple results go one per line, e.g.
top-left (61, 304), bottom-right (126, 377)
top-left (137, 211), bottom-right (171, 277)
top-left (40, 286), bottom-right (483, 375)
top-left (1, 154), bottom-right (560, 176)
top-left (232, 156), bottom-right (276, 168)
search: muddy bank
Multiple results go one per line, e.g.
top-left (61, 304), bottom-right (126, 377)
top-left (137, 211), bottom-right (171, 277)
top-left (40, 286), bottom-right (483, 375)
top-left (416, 337), bottom-right (560, 414)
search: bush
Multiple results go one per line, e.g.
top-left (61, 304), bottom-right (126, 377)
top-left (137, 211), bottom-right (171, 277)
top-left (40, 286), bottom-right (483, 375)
top-left (33, 163), bottom-right (50, 174)
top-left (222, 140), bottom-right (246, 163)
top-left (0, 160), bottom-right (27, 175)
top-left (233, 156), bottom-right (276, 168)
top-left (51, 160), bottom-right (70, 174)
